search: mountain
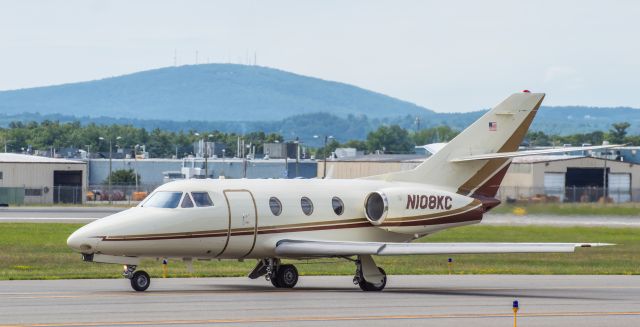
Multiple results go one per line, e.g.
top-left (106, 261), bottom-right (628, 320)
top-left (1, 64), bottom-right (639, 139)
top-left (529, 106), bottom-right (640, 135)
top-left (0, 64), bottom-right (431, 121)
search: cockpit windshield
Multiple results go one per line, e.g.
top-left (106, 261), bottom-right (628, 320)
top-left (142, 191), bottom-right (183, 208)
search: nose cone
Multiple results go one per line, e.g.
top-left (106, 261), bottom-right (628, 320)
top-left (67, 225), bottom-right (99, 254)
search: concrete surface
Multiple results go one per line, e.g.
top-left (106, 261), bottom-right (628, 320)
top-left (0, 275), bottom-right (638, 326)
top-left (0, 207), bottom-right (122, 223)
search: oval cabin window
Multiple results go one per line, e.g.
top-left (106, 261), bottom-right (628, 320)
top-left (300, 197), bottom-right (314, 216)
top-left (269, 197), bottom-right (282, 216)
top-left (332, 197), bottom-right (344, 215)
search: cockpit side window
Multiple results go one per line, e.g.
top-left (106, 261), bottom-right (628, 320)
top-left (191, 192), bottom-right (214, 207)
top-left (142, 191), bottom-right (182, 208)
top-left (181, 193), bottom-right (194, 208)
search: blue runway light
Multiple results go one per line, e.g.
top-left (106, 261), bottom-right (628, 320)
top-left (448, 258), bottom-right (452, 263)
top-left (513, 300), bottom-right (519, 309)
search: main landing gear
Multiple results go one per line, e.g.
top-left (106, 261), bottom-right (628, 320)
top-left (249, 255), bottom-right (387, 292)
top-left (123, 265), bottom-right (151, 292)
top-left (249, 258), bottom-right (299, 289)
top-left (353, 255), bottom-right (387, 292)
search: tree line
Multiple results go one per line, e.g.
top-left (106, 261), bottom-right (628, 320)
top-left (0, 120), bottom-right (635, 159)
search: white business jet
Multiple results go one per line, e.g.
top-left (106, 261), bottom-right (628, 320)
top-left (68, 91), bottom-right (614, 292)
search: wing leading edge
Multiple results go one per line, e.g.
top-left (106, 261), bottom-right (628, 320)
top-left (450, 144), bottom-right (622, 163)
top-left (275, 240), bottom-right (612, 257)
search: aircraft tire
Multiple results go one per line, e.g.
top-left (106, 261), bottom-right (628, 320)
top-left (358, 267), bottom-right (386, 292)
top-left (274, 264), bottom-right (298, 288)
top-left (130, 270), bottom-right (151, 292)
top-left (270, 276), bottom-right (281, 288)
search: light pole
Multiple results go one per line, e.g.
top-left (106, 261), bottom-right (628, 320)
top-left (205, 134), bottom-right (213, 178)
top-left (133, 144), bottom-right (140, 191)
top-left (314, 135), bottom-right (334, 179)
top-left (221, 149), bottom-right (226, 177)
top-left (100, 136), bottom-right (121, 204)
top-left (2, 139), bottom-right (15, 153)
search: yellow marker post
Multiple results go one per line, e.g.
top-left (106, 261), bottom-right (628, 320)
top-left (162, 259), bottom-right (168, 278)
top-left (447, 258), bottom-right (453, 275)
top-left (513, 207), bottom-right (527, 216)
top-left (512, 300), bottom-right (519, 327)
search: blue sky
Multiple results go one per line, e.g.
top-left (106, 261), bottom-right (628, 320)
top-left (1, 0), bottom-right (639, 112)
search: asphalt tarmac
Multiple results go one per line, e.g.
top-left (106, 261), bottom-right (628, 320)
top-left (0, 207), bottom-right (121, 223)
top-left (0, 275), bottom-right (638, 326)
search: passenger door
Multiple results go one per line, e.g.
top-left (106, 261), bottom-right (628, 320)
top-left (218, 190), bottom-right (258, 258)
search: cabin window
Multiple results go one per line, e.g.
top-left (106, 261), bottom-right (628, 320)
top-left (142, 191), bottom-right (182, 208)
top-left (300, 197), bottom-right (314, 216)
top-left (181, 193), bottom-right (194, 208)
top-left (332, 197), bottom-right (344, 215)
top-left (269, 197), bottom-right (282, 216)
top-left (191, 192), bottom-right (213, 207)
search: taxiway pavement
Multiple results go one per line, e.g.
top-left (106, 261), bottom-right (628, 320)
top-left (0, 207), bottom-right (121, 223)
top-left (0, 275), bottom-right (638, 326)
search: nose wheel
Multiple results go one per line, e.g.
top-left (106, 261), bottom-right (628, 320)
top-left (123, 265), bottom-right (151, 292)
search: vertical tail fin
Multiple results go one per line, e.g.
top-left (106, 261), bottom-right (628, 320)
top-left (366, 92), bottom-right (545, 197)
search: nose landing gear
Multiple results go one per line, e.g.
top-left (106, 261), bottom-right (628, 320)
top-left (123, 265), bottom-right (151, 292)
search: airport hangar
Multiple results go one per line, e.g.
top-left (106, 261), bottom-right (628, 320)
top-left (0, 153), bottom-right (87, 205)
top-left (318, 153), bottom-right (640, 203)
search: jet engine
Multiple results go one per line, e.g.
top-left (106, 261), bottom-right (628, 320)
top-left (364, 191), bottom-right (388, 225)
top-left (363, 187), bottom-right (481, 232)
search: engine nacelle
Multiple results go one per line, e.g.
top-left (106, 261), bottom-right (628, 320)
top-left (364, 191), bottom-right (389, 225)
top-left (363, 187), bottom-right (483, 234)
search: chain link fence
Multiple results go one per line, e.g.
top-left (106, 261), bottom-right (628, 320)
top-left (497, 186), bottom-right (637, 204)
top-left (8, 184), bottom-right (161, 205)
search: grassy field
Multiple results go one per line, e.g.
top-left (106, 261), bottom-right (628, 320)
top-left (491, 202), bottom-right (640, 216)
top-left (0, 223), bottom-right (638, 280)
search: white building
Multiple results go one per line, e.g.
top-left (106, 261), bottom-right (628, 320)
top-left (0, 153), bottom-right (87, 205)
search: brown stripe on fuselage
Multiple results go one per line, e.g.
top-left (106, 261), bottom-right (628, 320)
top-left (456, 96), bottom-right (543, 195)
top-left (100, 202), bottom-right (483, 241)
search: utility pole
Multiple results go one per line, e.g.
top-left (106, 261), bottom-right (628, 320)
top-left (100, 136), bottom-right (121, 204)
top-left (294, 138), bottom-right (300, 178)
top-left (134, 145), bottom-right (139, 191)
top-left (322, 135), bottom-right (334, 179)
top-left (108, 138), bottom-right (112, 204)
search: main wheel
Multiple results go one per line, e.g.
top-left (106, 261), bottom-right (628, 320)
top-left (274, 264), bottom-right (298, 288)
top-left (130, 270), bottom-right (151, 292)
top-left (270, 275), bottom-right (282, 288)
top-left (358, 267), bottom-right (386, 292)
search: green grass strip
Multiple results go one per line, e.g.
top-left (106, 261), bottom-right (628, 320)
top-left (0, 223), bottom-right (637, 280)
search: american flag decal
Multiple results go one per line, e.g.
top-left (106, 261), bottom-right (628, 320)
top-left (489, 122), bottom-right (497, 131)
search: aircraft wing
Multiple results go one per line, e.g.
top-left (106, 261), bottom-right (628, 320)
top-left (274, 240), bottom-right (612, 257)
top-left (449, 144), bottom-right (622, 163)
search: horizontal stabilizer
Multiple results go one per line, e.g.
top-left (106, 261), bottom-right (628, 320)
top-left (450, 144), bottom-right (623, 163)
top-left (275, 240), bottom-right (612, 257)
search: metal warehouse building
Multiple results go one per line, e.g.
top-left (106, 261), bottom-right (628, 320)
top-left (499, 155), bottom-right (640, 203)
top-left (318, 154), bottom-right (640, 203)
top-left (317, 154), bottom-right (424, 179)
top-left (0, 153), bottom-right (87, 205)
